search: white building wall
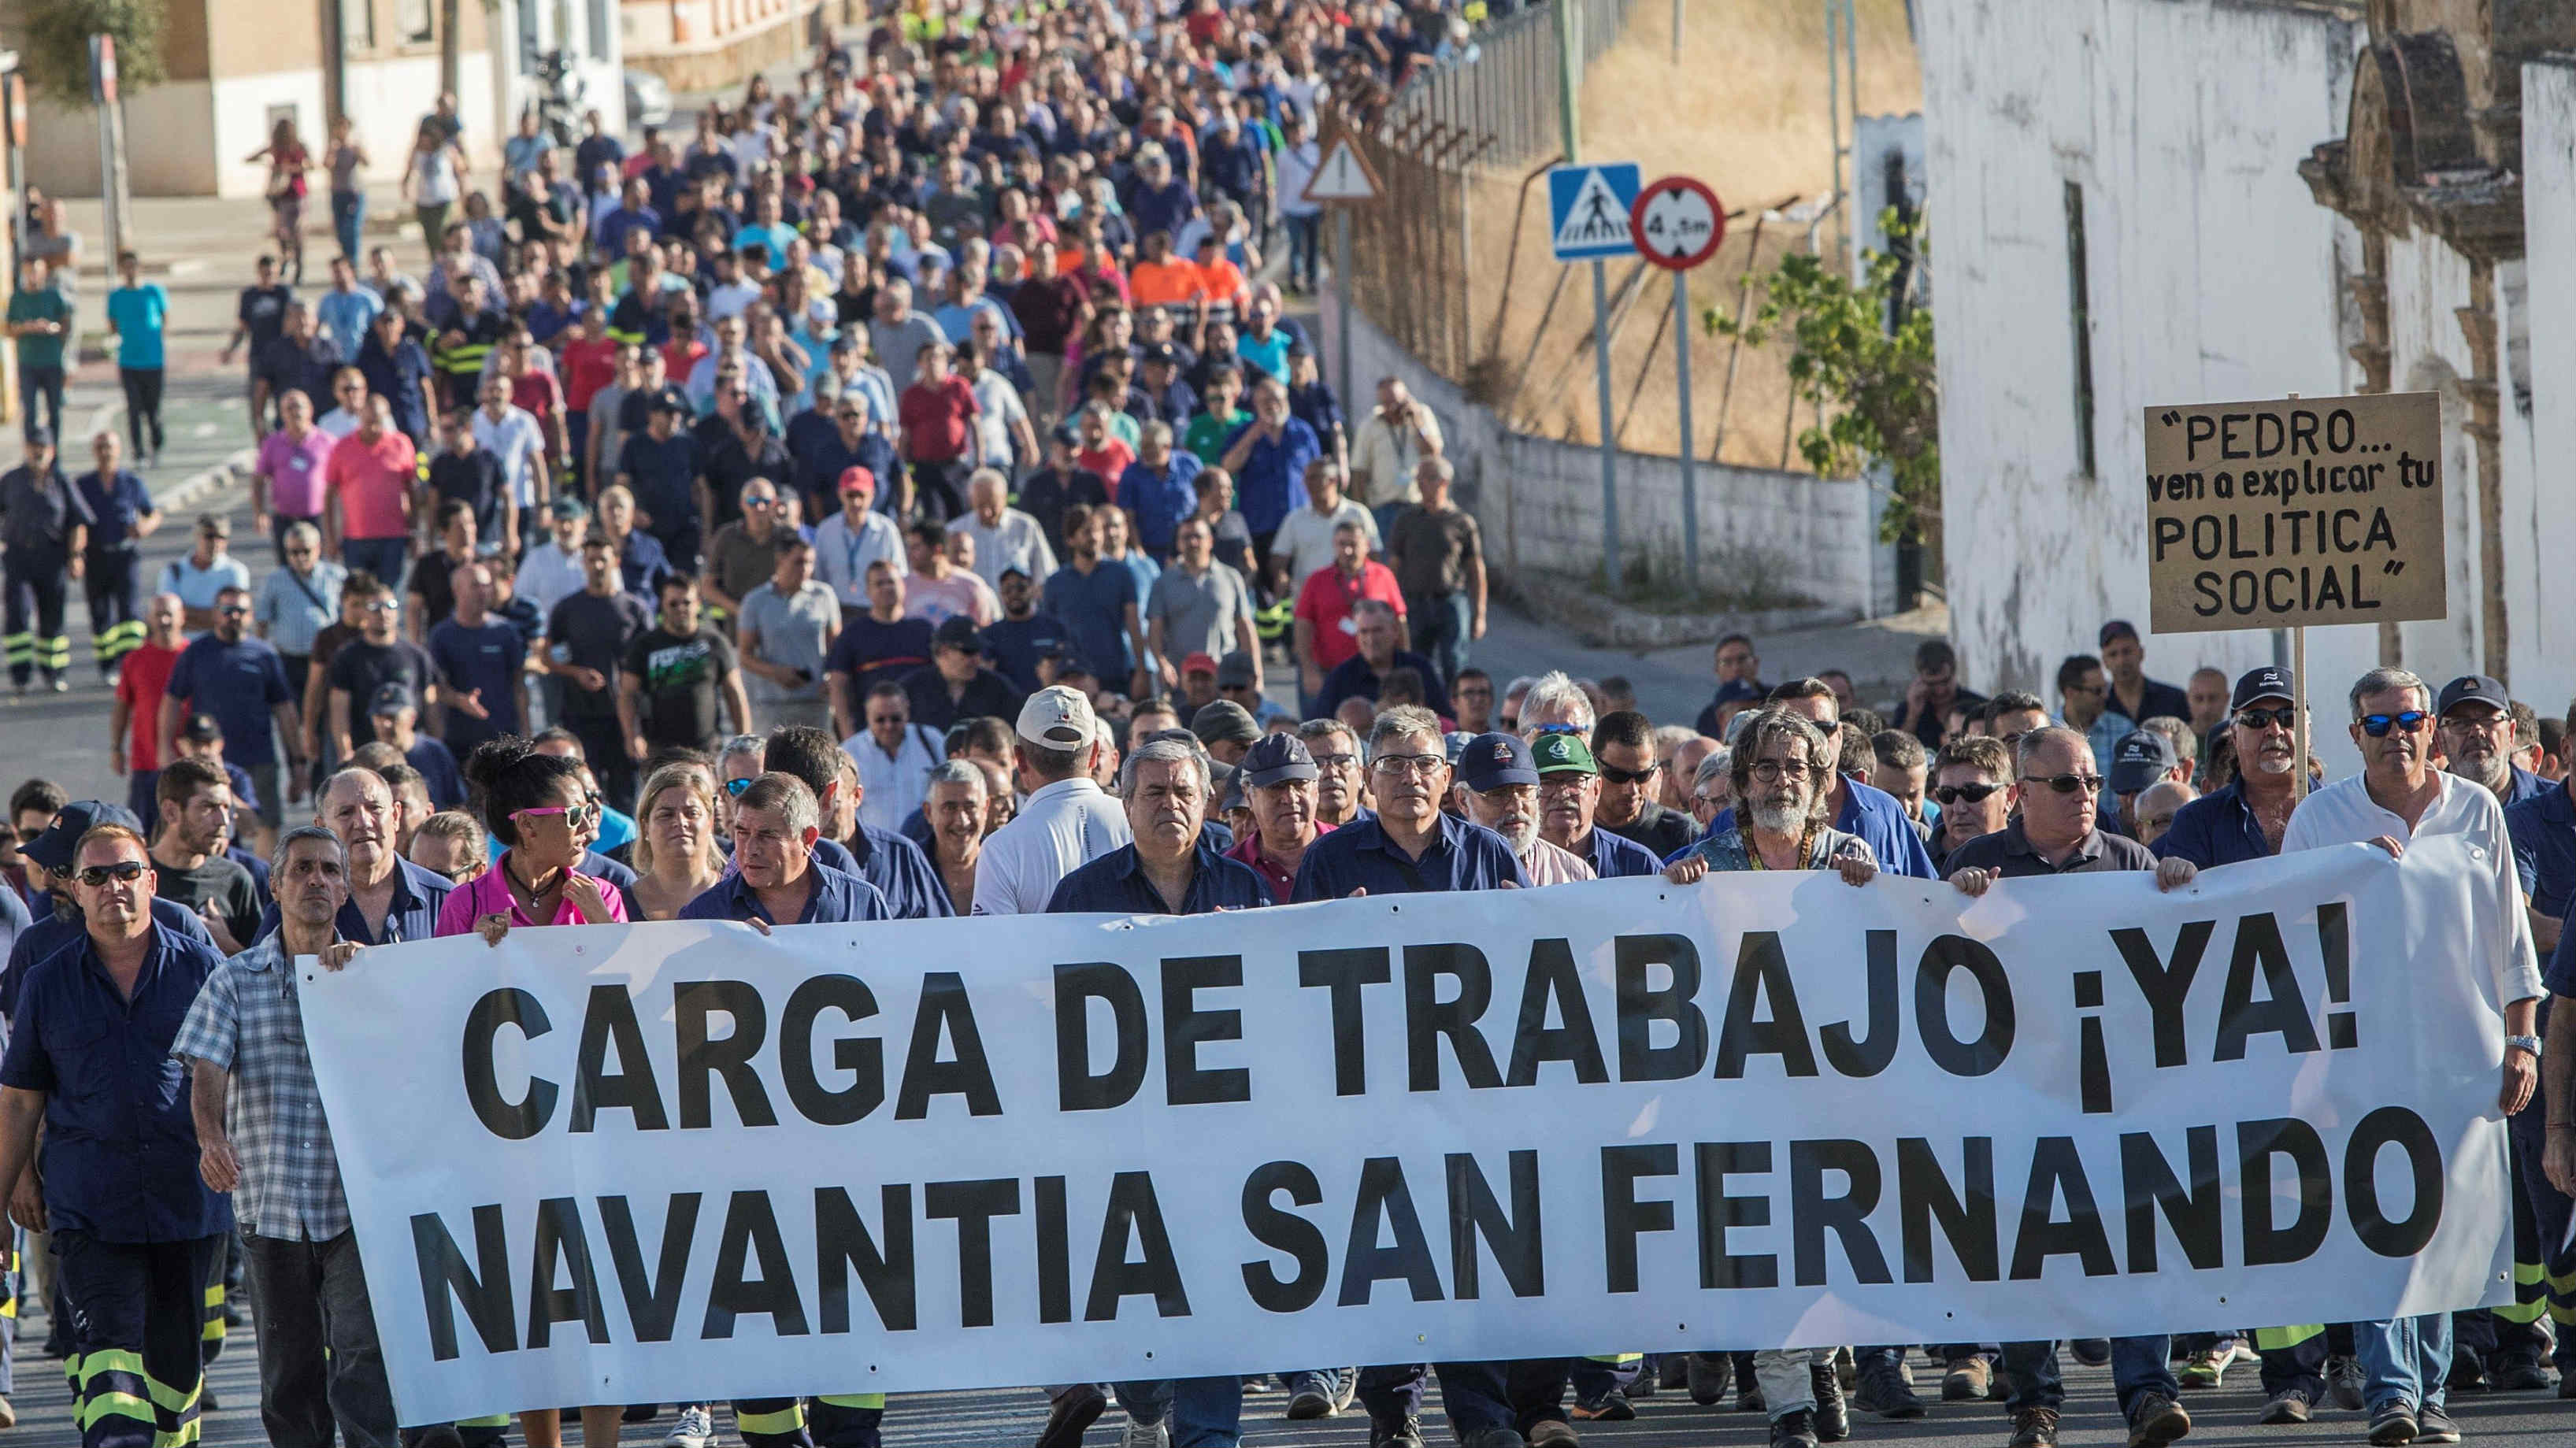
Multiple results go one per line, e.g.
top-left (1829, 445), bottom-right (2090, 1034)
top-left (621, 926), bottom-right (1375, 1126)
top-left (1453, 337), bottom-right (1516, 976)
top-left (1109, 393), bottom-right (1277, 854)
top-left (2516, 58), bottom-right (2576, 717)
top-left (1921, 0), bottom-right (2388, 767)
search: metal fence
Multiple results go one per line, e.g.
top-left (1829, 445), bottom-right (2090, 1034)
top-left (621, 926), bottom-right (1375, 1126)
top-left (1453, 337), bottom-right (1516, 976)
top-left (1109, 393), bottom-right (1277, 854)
top-left (1329, 0), bottom-right (1638, 383)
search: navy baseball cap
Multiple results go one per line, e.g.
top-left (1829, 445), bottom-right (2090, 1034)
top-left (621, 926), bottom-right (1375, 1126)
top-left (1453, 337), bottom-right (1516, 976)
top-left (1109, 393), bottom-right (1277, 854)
top-left (1710, 679), bottom-right (1764, 708)
top-left (25, 800), bottom-right (143, 875)
top-left (2435, 673), bottom-right (2509, 717)
top-left (2099, 619), bottom-right (2140, 648)
top-left (2231, 666), bottom-right (2295, 711)
top-left (1241, 731), bottom-right (1318, 788)
top-left (370, 681), bottom-right (417, 717)
top-left (1458, 731), bottom-right (1540, 792)
top-left (2109, 730), bottom-right (2179, 794)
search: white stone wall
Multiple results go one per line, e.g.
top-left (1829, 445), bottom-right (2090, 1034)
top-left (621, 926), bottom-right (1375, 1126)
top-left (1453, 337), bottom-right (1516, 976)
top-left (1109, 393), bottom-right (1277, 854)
top-left (2516, 57), bottom-right (2576, 716)
top-left (1319, 298), bottom-right (1878, 618)
top-left (1920, 0), bottom-right (2368, 694)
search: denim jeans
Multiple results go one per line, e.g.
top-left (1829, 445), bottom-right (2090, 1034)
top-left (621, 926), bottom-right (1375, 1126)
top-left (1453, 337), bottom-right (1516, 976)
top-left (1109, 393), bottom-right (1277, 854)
top-left (2000, 1336), bottom-right (2175, 1421)
top-left (1285, 212), bottom-right (1322, 290)
top-left (1357, 1361), bottom-right (1513, 1433)
top-left (241, 1230), bottom-right (402, 1448)
top-left (332, 191), bottom-right (367, 263)
top-left (17, 363), bottom-right (64, 442)
top-left (342, 537), bottom-right (411, 593)
top-left (2356, 1313), bottom-right (2451, 1413)
top-left (1404, 589), bottom-right (1473, 687)
top-left (1114, 1377), bottom-right (1248, 1447)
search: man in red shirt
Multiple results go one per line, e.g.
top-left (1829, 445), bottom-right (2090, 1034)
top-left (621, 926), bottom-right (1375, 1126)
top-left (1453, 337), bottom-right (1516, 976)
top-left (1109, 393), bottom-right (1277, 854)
top-left (1010, 237), bottom-right (1093, 424)
top-left (109, 591), bottom-right (188, 826)
top-left (1292, 517), bottom-right (1407, 713)
top-left (560, 309), bottom-right (621, 494)
top-left (499, 325), bottom-right (569, 478)
top-left (896, 341), bottom-right (981, 525)
top-left (323, 394), bottom-right (421, 588)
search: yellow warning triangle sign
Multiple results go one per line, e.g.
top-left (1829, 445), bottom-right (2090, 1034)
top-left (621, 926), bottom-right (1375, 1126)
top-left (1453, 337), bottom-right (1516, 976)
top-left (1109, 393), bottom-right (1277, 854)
top-left (1302, 136), bottom-right (1381, 205)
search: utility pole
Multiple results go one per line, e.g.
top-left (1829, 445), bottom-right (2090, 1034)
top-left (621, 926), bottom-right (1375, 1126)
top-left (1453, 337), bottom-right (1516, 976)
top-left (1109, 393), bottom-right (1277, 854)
top-left (1559, 0), bottom-right (1622, 591)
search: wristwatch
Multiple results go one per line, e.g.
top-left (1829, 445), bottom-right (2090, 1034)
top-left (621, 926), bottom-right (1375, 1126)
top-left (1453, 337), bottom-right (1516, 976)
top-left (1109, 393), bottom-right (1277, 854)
top-left (2508, 1034), bottom-right (2543, 1059)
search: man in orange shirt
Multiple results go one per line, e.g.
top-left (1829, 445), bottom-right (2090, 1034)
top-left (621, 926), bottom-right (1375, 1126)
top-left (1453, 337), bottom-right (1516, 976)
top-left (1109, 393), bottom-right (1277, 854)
top-left (1191, 234), bottom-right (1248, 323)
top-left (1129, 231), bottom-right (1205, 317)
top-left (323, 394), bottom-right (419, 589)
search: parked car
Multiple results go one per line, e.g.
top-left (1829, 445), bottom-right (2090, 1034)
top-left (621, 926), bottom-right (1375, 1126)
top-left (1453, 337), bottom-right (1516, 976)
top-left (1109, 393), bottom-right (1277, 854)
top-left (625, 68), bottom-right (674, 130)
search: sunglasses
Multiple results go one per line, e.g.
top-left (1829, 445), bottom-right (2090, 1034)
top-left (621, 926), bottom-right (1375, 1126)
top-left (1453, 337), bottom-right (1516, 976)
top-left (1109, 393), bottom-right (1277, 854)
top-left (2361, 710), bottom-right (2431, 738)
top-left (723, 776), bottom-right (757, 797)
top-left (365, 599), bottom-right (401, 613)
top-left (77, 861), bottom-right (148, 887)
top-left (217, 604), bottom-right (251, 617)
top-left (2234, 706), bottom-right (2297, 731)
top-left (1599, 762), bottom-right (1659, 785)
top-left (512, 802), bottom-right (599, 826)
top-left (1933, 781), bottom-right (2003, 805)
top-left (2022, 772), bottom-right (2103, 795)
top-left (1529, 722), bottom-right (1581, 737)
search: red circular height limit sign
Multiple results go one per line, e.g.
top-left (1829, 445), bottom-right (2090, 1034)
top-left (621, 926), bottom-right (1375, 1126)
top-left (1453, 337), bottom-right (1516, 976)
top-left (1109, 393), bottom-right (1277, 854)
top-left (1632, 176), bottom-right (1724, 270)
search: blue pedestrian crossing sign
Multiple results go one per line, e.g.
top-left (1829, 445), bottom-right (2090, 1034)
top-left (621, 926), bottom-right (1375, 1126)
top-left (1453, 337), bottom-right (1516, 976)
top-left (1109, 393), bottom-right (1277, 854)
top-left (1548, 162), bottom-right (1642, 261)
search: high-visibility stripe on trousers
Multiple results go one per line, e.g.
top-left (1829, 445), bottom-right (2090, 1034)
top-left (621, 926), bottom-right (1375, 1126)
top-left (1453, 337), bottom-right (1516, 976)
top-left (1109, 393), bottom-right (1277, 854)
top-left (2, 557), bottom-right (71, 686)
top-left (54, 1231), bottom-right (218, 1448)
top-left (83, 548), bottom-right (143, 672)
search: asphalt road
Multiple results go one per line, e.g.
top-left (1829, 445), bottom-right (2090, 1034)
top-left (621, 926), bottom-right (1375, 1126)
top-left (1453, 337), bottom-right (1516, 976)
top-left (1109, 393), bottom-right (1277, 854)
top-left (13, 1335), bottom-right (2576, 1446)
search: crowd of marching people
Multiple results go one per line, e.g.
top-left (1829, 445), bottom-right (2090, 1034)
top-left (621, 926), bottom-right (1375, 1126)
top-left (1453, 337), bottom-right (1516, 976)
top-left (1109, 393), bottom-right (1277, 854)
top-left (6, 4), bottom-right (2576, 1448)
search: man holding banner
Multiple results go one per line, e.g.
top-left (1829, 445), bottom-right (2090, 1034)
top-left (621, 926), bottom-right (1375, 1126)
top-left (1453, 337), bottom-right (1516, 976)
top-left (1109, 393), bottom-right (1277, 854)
top-left (1292, 704), bottom-right (1527, 1448)
top-left (677, 770), bottom-right (889, 1448)
top-left (0, 822), bottom-right (228, 1448)
top-left (1660, 708), bottom-right (1880, 1448)
top-left (2283, 668), bottom-right (2544, 1447)
top-left (1940, 724), bottom-right (2199, 1448)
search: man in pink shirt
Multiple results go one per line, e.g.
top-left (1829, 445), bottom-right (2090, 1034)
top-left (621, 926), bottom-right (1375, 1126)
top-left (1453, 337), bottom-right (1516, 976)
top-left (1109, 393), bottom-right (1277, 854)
top-left (254, 390), bottom-right (336, 565)
top-left (323, 394), bottom-right (417, 589)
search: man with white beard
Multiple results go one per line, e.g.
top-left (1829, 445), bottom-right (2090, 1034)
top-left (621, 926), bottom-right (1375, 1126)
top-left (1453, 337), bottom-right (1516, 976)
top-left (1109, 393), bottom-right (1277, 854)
top-left (1661, 708), bottom-right (1879, 1448)
top-left (1450, 731), bottom-right (1591, 884)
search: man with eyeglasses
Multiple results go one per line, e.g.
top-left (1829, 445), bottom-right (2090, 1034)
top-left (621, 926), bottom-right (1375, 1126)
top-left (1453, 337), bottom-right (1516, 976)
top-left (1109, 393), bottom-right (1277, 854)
top-left (426, 406), bottom-right (510, 558)
top-left (793, 391), bottom-right (897, 526)
top-left (320, 577), bottom-right (434, 765)
top-left (1703, 678), bottom-right (1940, 882)
top-left (0, 820), bottom-right (228, 1448)
top-left (2285, 668), bottom-right (2541, 1446)
top-left (313, 368), bottom-right (370, 439)
top-left (1942, 724), bottom-right (2198, 1448)
top-left (161, 585), bottom-right (305, 838)
top-left (2153, 668), bottom-right (2304, 872)
top-left (701, 477), bottom-right (789, 622)
top-left (1592, 710), bottom-right (1697, 858)
top-left (1298, 718), bottom-right (1371, 829)
top-left (158, 513), bottom-right (252, 635)
top-left (1660, 709), bottom-right (1886, 1442)
top-left (1288, 705), bottom-right (1525, 1448)
top-left (2437, 674), bottom-right (2547, 809)
top-left (1530, 731), bottom-right (1661, 880)
top-left (2056, 652), bottom-right (2131, 780)
top-left (1451, 730), bottom-right (1590, 887)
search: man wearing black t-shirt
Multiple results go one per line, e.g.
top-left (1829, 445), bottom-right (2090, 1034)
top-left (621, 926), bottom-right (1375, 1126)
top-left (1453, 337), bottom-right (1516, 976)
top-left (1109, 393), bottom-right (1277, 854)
top-left (823, 560), bottom-right (934, 739)
top-left (545, 533), bottom-right (651, 802)
top-left (426, 407), bottom-right (510, 551)
top-left (613, 394), bottom-right (702, 568)
top-left (148, 758), bottom-right (262, 952)
top-left (618, 572), bottom-right (750, 758)
top-left (324, 575), bottom-right (437, 759)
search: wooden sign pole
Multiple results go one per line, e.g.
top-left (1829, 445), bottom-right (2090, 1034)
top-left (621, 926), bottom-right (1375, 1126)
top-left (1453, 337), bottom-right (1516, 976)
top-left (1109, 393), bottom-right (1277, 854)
top-left (2289, 395), bottom-right (2309, 802)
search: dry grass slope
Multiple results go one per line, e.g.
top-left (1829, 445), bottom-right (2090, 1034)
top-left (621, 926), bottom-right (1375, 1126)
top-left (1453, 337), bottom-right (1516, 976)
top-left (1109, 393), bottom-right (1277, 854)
top-left (1462, 0), bottom-right (1920, 471)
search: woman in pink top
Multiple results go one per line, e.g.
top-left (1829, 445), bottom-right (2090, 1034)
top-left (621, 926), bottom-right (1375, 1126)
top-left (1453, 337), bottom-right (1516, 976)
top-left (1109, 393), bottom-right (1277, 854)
top-left (433, 737), bottom-right (625, 1446)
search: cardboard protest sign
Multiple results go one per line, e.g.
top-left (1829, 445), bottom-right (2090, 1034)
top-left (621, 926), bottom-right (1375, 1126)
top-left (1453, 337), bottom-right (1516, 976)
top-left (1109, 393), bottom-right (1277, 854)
top-left (2142, 392), bottom-right (2444, 633)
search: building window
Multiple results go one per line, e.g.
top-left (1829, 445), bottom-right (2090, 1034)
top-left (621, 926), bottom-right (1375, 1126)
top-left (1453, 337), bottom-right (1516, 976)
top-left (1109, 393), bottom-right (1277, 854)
top-left (399, 0), bottom-right (434, 45)
top-left (343, 0), bottom-right (376, 53)
top-left (2063, 180), bottom-right (2096, 479)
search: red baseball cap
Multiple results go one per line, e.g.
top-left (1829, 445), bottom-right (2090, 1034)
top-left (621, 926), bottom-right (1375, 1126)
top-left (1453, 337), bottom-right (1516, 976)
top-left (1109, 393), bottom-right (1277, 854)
top-left (837, 466), bottom-right (876, 496)
top-left (1182, 652), bottom-right (1220, 676)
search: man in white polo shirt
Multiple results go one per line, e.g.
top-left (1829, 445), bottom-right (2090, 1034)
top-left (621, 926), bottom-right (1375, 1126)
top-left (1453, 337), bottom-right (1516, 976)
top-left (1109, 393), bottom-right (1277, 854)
top-left (2281, 665), bottom-right (2541, 1448)
top-left (969, 684), bottom-right (1130, 915)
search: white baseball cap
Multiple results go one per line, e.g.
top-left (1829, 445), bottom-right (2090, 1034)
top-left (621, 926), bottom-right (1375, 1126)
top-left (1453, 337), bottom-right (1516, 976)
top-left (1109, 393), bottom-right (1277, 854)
top-left (1017, 685), bottom-right (1098, 748)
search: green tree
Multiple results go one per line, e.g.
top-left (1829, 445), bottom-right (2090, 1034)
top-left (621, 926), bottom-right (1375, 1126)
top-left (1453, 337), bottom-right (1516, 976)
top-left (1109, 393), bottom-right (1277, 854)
top-left (1707, 210), bottom-right (1939, 548)
top-left (20, 0), bottom-right (168, 106)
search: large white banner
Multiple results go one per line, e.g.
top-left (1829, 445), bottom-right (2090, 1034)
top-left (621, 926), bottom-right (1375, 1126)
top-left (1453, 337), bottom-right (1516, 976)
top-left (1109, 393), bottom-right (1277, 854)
top-left (300, 839), bottom-right (2516, 1424)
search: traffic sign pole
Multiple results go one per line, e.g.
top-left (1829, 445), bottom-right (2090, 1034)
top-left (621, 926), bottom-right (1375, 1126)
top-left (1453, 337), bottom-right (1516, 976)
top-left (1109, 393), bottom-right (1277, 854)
top-left (1334, 209), bottom-right (1355, 413)
top-left (1630, 175), bottom-right (1727, 594)
top-left (1591, 257), bottom-right (1618, 588)
top-left (1673, 269), bottom-right (1697, 589)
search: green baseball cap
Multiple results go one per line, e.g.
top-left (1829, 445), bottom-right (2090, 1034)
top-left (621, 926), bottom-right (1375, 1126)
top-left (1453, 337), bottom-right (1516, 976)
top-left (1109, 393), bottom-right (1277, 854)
top-left (1531, 731), bottom-right (1598, 776)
